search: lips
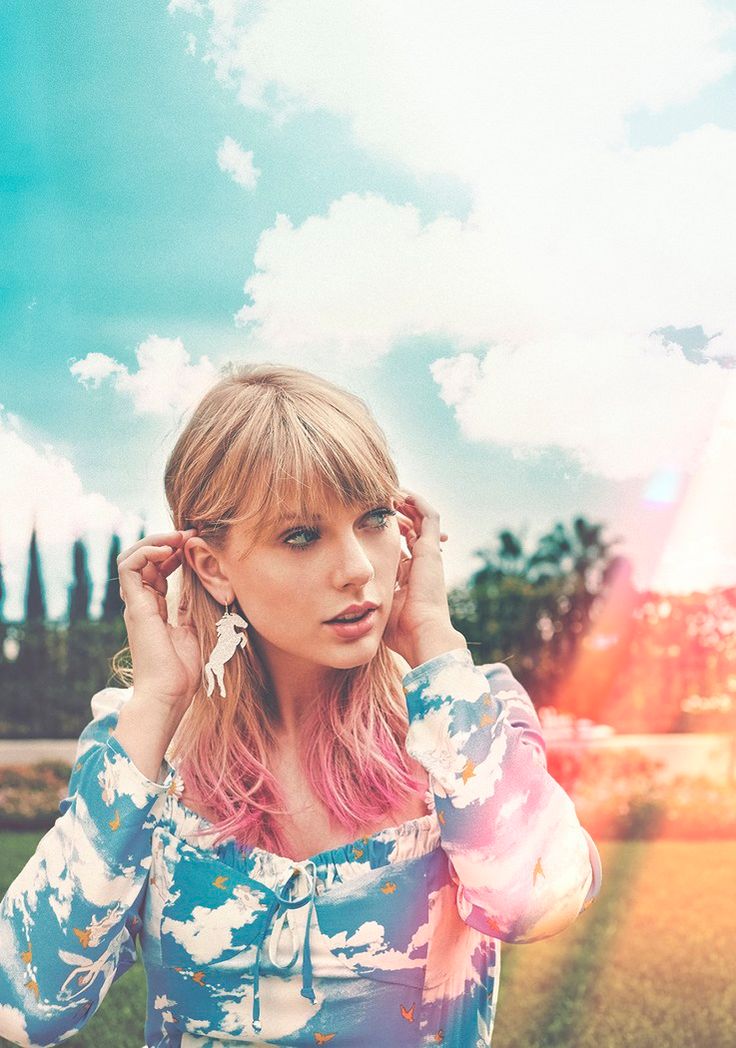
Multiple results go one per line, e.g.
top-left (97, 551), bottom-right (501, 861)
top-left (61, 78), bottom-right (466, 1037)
top-left (326, 602), bottom-right (378, 623)
top-left (325, 607), bottom-right (378, 639)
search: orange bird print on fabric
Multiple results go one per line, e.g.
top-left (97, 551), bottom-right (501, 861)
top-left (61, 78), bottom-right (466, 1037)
top-left (485, 915), bottom-right (503, 936)
top-left (0, 656), bottom-right (601, 1048)
top-left (73, 927), bottom-right (91, 949)
top-left (174, 966), bottom-right (206, 986)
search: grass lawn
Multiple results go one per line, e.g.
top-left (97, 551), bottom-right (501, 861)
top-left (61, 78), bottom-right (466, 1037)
top-left (2, 837), bottom-right (735, 1048)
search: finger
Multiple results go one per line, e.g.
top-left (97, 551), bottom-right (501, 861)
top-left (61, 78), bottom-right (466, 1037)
top-left (396, 491), bottom-right (441, 545)
top-left (155, 589), bottom-right (169, 621)
top-left (400, 489), bottom-right (440, 520)
top-left (159, 547), bottom-right (184, 577)
top-left (118, 546), bottom-right (174, 608)
top-left (117, 529), bottom-right (197, 566)
top-left (161, 532), bottom-right (198, 576)
top-left (398, 554), bottom-right (412, 587)
top-left (398, 517), bottom-right (417, 544)
top-left (140, 581), bottom-right (168, 623)
top-left (398, 524), bottom-right (417, 556)
top-left (125, 534), bottom-right (193, 592)
top-left (140, 560), bottom-right (167, 596)
top-left (139, 549), bottom-right (176, 595)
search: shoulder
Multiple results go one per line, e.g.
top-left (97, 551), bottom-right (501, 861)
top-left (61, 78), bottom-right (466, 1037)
top-left (477, 660), bottom-right (530, 696)
top-left (89, 685), bottom-right (135, 723)
top-left (74, 686), bottom-right (135, 762)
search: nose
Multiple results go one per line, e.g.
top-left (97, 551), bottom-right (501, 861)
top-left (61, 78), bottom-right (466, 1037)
top-left (332, 532), bottom-right (375, 589)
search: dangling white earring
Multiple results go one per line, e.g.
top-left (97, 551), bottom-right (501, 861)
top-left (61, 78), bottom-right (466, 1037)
top-left (203, 601), bottom-right (249, 700)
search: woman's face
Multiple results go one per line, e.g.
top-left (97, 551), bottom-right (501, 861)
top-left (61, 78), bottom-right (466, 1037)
top-left (215, 497), bottom-right (403, 672)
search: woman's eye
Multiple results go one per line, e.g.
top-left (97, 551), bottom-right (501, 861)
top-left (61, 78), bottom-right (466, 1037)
top-left (367, 507), bottom-right (397, 528)
top-left (283, 508), bottom-right (396, 551)
top-left (284, 527), bottom-right (320, 551)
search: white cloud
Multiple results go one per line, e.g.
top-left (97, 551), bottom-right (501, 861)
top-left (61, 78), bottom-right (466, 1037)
top-left (168, 0), bottom-right (203, 14)
top-left (162, 1), bottom-right (736, 588)
top-left (198, 0), bottom-right (734, 179)
top-left (69, 352), bottom-right (126, 387)
top-left (430, 336), bottom-right (733, 482)
top-left (236, 194), bottom-right (478, 363)
top-left (217, 135), bottom-right (260, 189)
top-left (178, 0), bottom-right (736, 484)
top-left (70, 335), bottom-right (219, 417)
top-left (0, 409), bottom-right (142, 621)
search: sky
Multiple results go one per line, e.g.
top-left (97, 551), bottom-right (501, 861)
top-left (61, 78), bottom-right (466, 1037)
top-left (2, 0), bottom-right (736, 621)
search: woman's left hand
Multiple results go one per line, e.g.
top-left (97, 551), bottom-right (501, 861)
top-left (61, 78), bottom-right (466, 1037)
top-left (383, 489), bottom-right (466, 668)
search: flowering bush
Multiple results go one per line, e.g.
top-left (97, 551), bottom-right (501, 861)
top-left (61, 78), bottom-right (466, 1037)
top-left (0, 761), bottom-right (71, 830)
top-left (2, 751), bottom-right (735, 838)
top-left (548, 746), bottom-right (736, 839)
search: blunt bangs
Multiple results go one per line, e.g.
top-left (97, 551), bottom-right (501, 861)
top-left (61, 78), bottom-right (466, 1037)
top-left (226, 401), bottom-right (401, 551)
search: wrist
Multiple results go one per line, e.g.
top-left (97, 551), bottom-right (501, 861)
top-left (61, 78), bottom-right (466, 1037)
top-left (112, 693), bottom-right (183, 784)
top-left (409, 625), bottom-right (467, 669)
top-left (124, 690), bottom-right (187, 736)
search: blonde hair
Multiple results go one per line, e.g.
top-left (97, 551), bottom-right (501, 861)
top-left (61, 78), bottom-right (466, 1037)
top-left (115, 362), bottom-right (425, 856)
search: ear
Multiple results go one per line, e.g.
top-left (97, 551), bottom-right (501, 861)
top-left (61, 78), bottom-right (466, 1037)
top-left (182, 536), bottom-right (234, 606)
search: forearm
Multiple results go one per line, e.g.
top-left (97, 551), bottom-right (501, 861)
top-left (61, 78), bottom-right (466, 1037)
top-left (407, 625), bottom-right (468, 668)
top-left (0, 706), bottom-right (171, 1043)
top-left (111, 690), bottom-right (184, 782)
top-left (403, 648), bottom-right (601, 943)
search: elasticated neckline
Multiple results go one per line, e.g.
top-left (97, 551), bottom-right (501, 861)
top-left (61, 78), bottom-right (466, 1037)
top-left (160, 771), bottom-right (440, 881)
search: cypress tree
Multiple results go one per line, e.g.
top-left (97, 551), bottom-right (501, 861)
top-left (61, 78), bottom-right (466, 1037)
top-left (68, 537), bottom-right (92, 623)
top-left (25, 525), bottom-right (46, 622)
top-left (102, 533), bottom-right (124, 622)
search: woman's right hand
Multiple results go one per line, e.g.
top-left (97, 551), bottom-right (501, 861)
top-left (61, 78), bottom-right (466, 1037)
top-left (117, 529), bottom-right (202, 712)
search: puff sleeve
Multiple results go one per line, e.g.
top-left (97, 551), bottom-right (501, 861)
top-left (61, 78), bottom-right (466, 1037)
top-left (403, 647), bottom-right (602, 944)
top-left (0, 687), bottom-right (175, 1047)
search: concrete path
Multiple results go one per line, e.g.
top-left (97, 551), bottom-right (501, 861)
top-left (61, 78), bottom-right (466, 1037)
top-left (0, 739), bottom-right (79, 766)
top-left (1, 734), bottom-right (734, 782)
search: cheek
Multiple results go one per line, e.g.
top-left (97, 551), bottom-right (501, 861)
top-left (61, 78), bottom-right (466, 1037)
top-left (253, 559), bottom-right (321, 617)
top-left (382, 532), bottom-right (403, 580)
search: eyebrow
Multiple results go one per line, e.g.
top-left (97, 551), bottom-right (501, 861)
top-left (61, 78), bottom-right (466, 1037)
top-left (279, 505), bottom-right (383, 527)
top-left (274, 512), bottom-right (319, 530)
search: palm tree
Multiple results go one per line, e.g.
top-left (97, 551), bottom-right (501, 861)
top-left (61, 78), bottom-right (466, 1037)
top-left (450, 516), bottom-right (624, 706)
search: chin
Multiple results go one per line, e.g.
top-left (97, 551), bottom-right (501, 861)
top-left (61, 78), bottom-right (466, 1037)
top-left (327, 639), bottom-right (381, 670)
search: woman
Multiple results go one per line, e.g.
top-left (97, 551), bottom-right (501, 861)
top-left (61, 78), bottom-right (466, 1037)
top-left (0, 363), bottom-right (601, 1047)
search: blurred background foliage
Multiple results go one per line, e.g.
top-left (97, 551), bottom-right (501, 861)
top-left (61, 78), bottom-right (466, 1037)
top-left (2, 516), bottom-right (736, 738)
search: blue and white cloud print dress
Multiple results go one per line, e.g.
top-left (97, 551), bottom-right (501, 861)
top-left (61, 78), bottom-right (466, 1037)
top-left (0, 648), bottom-right (601, 1047)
